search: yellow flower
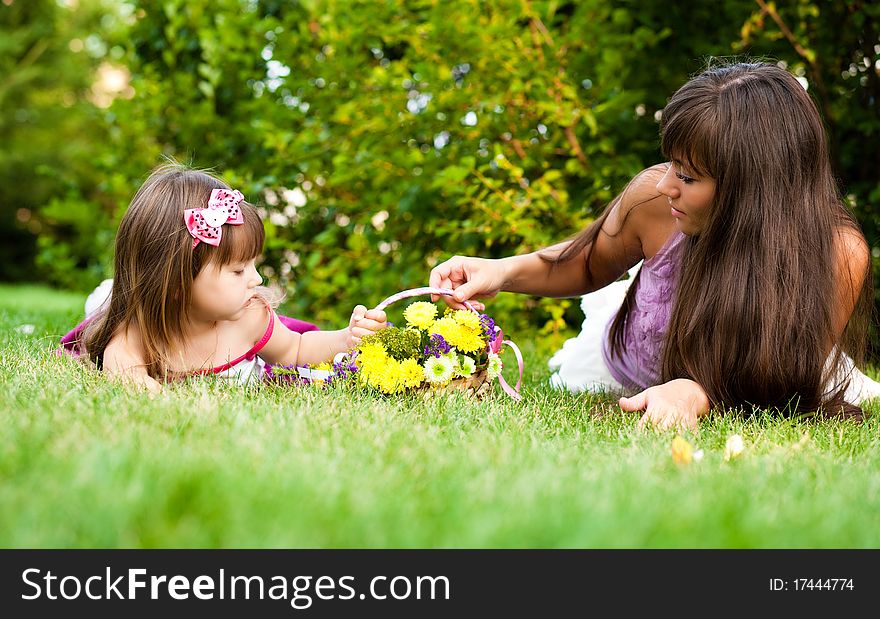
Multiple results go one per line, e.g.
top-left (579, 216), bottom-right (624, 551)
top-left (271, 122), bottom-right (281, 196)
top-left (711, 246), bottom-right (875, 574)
top-left (357, 341), bottom-right (388, 367)
top-left (356, 341), bottom-right (389, 387)
top-left (429, 317), bottom-right (460, 347)
top-left (452, 310), bottom-right (481, 331)
top-left (376, 360), bottom-right (402, 394)
top-left (403, 301), bottom-right (438, 329)
top-left (430, 316), bottom-right (484, 353)
top-left (671, 436), bottom-right (693, 465)
top-left (399, 358), bottom-right (424, 388)
top-left (453, 326), bottom-right (485, 353)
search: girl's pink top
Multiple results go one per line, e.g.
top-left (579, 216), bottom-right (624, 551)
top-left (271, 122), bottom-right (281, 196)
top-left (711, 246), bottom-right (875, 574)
top-left (600, 230), bottom-right (687, 392)
top-left (58, 310), bottom-right (318, 382)
top-left (189, 307), bottom-right (275, 376)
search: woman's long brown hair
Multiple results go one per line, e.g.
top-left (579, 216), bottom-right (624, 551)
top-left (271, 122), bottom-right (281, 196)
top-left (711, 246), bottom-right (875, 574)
top-left (546, 61), bottom-right (872, 417)
top-left (82, 163), bottom-right (265, 379)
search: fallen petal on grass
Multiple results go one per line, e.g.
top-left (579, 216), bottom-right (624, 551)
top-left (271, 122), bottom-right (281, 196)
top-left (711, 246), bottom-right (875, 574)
top-left (724, 434), bottom-right (745, 461)
top-left (671, 436), bottom-right (693, 465)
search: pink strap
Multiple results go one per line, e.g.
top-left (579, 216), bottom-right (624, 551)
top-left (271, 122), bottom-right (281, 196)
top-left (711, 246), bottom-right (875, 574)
top-left (372, 287), bottom-right (523, 400)
top-left (193, 308), bottom-right (275, 375)
top-left (497, 339), bottom-right (524, 401)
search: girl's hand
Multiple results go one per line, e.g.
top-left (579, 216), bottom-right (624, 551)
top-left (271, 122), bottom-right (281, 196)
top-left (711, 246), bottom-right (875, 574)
top-left (346, 305), bottom-right (387, 347)
top-left (429, 255), bottom-right (508, 310)
top-left (618, 378), bottom-right (711, 431)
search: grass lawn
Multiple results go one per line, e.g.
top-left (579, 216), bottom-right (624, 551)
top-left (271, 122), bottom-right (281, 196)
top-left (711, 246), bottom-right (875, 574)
top-left (2, 283), bottom-right (879, 548)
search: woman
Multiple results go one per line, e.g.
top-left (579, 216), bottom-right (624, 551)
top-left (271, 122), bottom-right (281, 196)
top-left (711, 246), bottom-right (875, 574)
top-left (429, 61), bottom-right (874, 430)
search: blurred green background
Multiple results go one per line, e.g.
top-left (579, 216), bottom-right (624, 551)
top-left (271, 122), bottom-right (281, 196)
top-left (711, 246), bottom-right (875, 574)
top-left (2, 0), bottom-right (878, 343)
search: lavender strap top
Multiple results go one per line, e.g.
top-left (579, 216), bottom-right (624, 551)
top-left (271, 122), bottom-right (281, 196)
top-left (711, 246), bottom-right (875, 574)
top-left (601, 230), bottom-right (687, 392)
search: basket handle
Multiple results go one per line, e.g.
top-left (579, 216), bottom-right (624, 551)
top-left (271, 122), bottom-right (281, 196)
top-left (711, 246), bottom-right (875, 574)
top-left (371, 287), bottom-right (523, 401)
top-left (372, 286), bottom-right (479, 313)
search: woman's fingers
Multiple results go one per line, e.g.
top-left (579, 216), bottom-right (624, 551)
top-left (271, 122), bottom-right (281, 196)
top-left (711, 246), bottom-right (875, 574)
top-left (429, 256), bottom-right (499, 310)
top-left (619, 390), bottom-right (649, 412)
top-left (429, 258), bottom-right (463, 301)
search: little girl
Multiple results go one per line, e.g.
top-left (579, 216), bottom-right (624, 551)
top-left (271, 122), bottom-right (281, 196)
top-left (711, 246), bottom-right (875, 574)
top-left (61, 163), bottom-right (386, 391)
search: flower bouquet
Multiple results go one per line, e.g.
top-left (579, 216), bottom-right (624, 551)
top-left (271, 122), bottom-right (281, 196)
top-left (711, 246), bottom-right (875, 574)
top-left (273, 288), bottom-right (522, 399)
top-left (353, 288), bottom-right (522, 399)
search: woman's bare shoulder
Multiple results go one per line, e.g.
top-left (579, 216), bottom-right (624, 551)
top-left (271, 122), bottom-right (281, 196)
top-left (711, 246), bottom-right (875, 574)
top-left (606, 164), bottom-right (677, 258)
top-left (828, 224), bottom-right (870, 336)
top-left (834, 225), bottom-right (870, 285)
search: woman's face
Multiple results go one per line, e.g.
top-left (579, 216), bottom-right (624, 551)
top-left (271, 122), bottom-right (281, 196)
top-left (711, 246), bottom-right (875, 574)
top-left (655, 161), bottom-right (716, 235)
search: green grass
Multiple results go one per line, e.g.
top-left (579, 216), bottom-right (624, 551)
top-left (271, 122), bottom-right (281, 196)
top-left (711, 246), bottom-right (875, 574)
top-left (2, 283), bottom-right (879, 548)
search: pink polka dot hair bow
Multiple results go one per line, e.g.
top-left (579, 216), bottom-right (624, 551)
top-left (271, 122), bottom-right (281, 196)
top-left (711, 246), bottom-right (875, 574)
top-left (184, 188), bottom-right (245, 248)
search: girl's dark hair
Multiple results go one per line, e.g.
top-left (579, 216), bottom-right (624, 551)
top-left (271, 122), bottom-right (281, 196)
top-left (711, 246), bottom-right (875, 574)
top-left (545, 60), bottom-right (871, 417)
top-left (82, 163), bottom-right (265, 379)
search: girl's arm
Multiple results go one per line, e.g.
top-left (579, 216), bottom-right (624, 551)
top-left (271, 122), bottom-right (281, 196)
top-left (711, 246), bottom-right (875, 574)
top-left (430, 166), bottom-right (670, 307)
top-left (258, 305), bottom-right (387, 367)
top-left (102, 326), bottom-right (162, 393)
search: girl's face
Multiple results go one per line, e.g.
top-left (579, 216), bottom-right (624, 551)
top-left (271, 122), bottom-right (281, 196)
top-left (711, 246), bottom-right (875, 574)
top-left (191, 258), bottom-right (263, 323)
top-left (655, 161), bottom-right (716, 235)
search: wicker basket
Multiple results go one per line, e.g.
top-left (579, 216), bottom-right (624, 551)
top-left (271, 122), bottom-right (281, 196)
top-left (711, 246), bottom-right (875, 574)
top-left (370, 287), bottom-right (522, 400)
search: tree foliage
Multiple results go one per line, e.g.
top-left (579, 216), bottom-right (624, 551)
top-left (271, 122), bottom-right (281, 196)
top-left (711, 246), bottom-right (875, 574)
top-left (0, 0), bottom-right (117, 285)
top-left (4, 0), bottom-right (879, 342)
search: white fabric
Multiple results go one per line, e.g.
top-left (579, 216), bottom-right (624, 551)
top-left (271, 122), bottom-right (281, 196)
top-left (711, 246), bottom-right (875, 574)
top-left (833, 350), bottom-right (880, 404)
top-left (548, 266), bottom-right (880, 404)
top-left (213, 356), bottom-right (267, 384)
top-left (548, 265), bottom-right (639, 396)
top-left (85, 278), bottom-right (113, 319)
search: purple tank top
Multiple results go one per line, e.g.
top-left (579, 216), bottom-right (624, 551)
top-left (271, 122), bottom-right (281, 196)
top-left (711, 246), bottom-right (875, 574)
top-left (601, 230), bottom-right (686, 391)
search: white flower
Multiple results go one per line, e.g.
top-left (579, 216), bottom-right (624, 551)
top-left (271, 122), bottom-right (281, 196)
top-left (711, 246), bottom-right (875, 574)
top-left (724, 434), bottom-right (745, 461)
top-left (457, 355), bottom-right (476, 378)
top-left (486, 353), bottom-right (503, 380)
top-left (424, 355), bottom-right (455, 385)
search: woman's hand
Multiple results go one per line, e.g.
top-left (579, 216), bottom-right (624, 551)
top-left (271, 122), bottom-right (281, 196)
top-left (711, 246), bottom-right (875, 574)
top-left (346, 305), bottom-right (387, 347)
top-left (429, 255), bottom-right (509, 310)
top-left (618, 378), bottom-right (711, 431)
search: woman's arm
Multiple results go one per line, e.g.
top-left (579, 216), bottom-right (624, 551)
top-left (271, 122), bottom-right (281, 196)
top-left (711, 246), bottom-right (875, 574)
top-left (430, 166), bottom-right (670, 307)
top-left (832, 226), bottom-right (870, 341)
top-left (620, 226), bottom-right (870, 432)
top-left (619, 379), bottom-right (711, 431)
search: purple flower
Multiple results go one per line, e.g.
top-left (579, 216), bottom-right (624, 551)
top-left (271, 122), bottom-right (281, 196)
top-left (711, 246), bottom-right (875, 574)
top-left (332, 359), bottom-right (359, 381)
top-left (266, 359), bottom-right (359, 387)
top-left (480, 314), bottom-right (497, 343)
top-left (424, 333), bottom-right (451, 358)
top-left (265, 363), bottom-right (309, 385)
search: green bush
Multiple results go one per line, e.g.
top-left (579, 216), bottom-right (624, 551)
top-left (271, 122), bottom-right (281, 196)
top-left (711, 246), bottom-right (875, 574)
top-left (6, 0), bottom-right (879, 346)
